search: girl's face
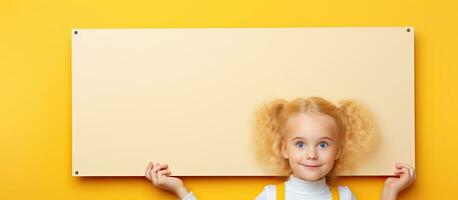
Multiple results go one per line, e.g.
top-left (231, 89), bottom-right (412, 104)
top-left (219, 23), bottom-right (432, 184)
top-left (281, 112), bottom-right (341, 181)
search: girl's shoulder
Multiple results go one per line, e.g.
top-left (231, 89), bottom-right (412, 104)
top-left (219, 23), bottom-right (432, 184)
top-left (254, 184), bottom-right (276, 200)
top-left (336, 186), bottom-right (356, 200)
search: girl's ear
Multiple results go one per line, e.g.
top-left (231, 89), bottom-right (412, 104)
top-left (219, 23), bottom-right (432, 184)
top-left (335, 146), bottom-right (342, 160)
top-left (281, 141), bottom-right (289, 159)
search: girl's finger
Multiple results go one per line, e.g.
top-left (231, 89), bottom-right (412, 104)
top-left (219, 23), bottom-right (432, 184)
top-left (157, 170), bottom-right (165, 184)
top-left (145, 162), bottom-right (154, 180)
top-left (398, 163), bottom-right (414, 176)
top-left (159, 169), bottom-right (171, 176)
top-left (395, 163), bottom-right (413, 170)
top-left (150, 163), bottom-right (160, 185)
top-left (150, 169), bottom-right (156, 185)
top-left (394, 169), bottom-right (403, 175)
top-left (157, 170), bottom-right (161, 178)
top-left (152, 163), bottom-right (161, 173)
top-left (402, 168), bottom-right (414, 186)
top-left (403, 163), bottom-right (414, 171)
top-left (406, 165), bottom-right (415, 179)
top-left (412, 168), bottom-right (416, 181)
top-left (406, 167), bottom-right (415, 182)
top-left (404, 167), bottom-right (413, 180)
top-left (399, 169), bottom-right (410, 183)
top-left (400, 167), bottom-right (410, 180)
top-left (394, 168), bottom-right (403, 173)
top-left (159, 163), bottom-right (169, 170)
top-left (395, 164), bottom-right (408, 176)
top-left (154, 163), bottom-right (161, 184)
top-left (150, 170), bottom-right (156, 185)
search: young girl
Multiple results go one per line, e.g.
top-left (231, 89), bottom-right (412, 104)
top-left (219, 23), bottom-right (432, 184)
top-left (145, 97), bottom-right (416, 200)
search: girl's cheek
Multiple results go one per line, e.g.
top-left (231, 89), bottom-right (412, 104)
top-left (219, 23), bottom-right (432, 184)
top-left (320, 149), bottom-right (338, 161)
top-left (290, 151), bottom-right (304, 162)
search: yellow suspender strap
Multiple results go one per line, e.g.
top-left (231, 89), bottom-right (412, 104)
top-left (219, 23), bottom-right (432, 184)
top-left (275, 183), bottom-right (340, 200)
top-left (275, 182), bottom-right (285, 200)
top-left (331, 186), bottom-right (340, 200)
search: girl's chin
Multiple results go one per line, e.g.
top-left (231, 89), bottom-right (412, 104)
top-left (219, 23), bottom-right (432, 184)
top-left (302, 176), bottom-right (323, 181)
top-left (296, 172), bottom-right (326, 181)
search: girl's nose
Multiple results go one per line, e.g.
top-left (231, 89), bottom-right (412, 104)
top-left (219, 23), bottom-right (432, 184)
top-left (306, 147), bottom-right (318, 160)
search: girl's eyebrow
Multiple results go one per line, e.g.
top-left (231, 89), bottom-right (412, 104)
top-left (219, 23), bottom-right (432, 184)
top-left (291, 136), bottom-right (333, 141)
top-left (291, 136), bottom-right (304, 140)
top-left (320, 136), bottom-right (333, 141)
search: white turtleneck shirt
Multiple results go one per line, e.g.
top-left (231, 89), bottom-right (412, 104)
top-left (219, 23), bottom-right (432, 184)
top-left (180, 175), bottom-right (355, 200)
top-left (254, 175), bottom-right (356, 200)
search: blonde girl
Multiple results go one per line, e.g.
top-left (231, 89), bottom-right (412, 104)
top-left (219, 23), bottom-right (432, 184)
top-left (145, 96), bottom-right (415, 200)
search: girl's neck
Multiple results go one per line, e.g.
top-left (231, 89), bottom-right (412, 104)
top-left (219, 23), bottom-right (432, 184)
top-left (287, 174), bottom-right (328, 194)
top-left (291, 174), bottom-right (326, 182)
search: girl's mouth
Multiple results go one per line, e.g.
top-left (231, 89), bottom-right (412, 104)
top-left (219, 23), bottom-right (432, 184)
top-left (302, 164), bottom-right (322, 168)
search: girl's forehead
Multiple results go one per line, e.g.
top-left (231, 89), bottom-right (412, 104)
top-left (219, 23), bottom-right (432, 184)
top-left (285, 113), bottom-right (338, 139)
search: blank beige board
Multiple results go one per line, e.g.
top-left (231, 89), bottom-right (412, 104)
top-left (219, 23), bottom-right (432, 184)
top-left (72, 27), bottom-right (415, 176)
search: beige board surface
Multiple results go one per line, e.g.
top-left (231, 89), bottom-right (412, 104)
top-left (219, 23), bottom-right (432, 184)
top-left (72, 27), bottom-right (414, 176)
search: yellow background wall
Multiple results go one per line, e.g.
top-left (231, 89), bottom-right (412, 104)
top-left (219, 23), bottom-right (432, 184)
top-left (1, 0), bottom-right (457, 199)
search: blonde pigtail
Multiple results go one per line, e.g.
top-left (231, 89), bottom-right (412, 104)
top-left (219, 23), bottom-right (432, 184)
top-left (251, 99), bottom-right (291, 175)
top-left (333, 99), bottom-right (378, 174)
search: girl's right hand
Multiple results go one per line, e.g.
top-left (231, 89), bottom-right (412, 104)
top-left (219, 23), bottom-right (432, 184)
top-left (145, 161), bottom-right (190, 199)
top-left (381, 163), bottom-right (416, 200)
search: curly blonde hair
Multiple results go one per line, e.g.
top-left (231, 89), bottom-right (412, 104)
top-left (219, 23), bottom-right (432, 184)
top-left (250, 96), bottom-right (378, 184)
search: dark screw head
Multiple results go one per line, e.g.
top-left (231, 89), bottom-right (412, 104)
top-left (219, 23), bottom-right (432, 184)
top-left (407, 28), bottom-right (410, 32)
top-left (74, 31), bottom-right (78, 35)
top-left (75, 170), bottom-right (79, 175)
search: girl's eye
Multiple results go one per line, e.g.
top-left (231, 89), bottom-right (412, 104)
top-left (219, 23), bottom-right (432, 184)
top-left (319, 142), bottom-right (328, 148)
top-left (295, 141), bottom-right (305, 148)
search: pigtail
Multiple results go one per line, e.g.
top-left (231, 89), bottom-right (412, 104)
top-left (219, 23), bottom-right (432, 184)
top-left (333, 99), bottom-right (378, 174)
top-left (251, 99), bottom-right (291, 175)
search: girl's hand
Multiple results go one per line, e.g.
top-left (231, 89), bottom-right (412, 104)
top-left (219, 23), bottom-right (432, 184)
top-left (145, 161), bottom-right (190, 199)
top-left (382, 163), bottom-right (416, 200)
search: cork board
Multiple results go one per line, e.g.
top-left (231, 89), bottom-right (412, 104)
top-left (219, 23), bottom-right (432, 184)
top-left (72, 27), bottom-right (415, 176)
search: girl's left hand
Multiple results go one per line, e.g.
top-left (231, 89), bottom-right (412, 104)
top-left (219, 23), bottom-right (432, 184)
top-left (382, 163), bottom-right (416, 199)
top-left (145, 161), bottom-right (190, 199)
